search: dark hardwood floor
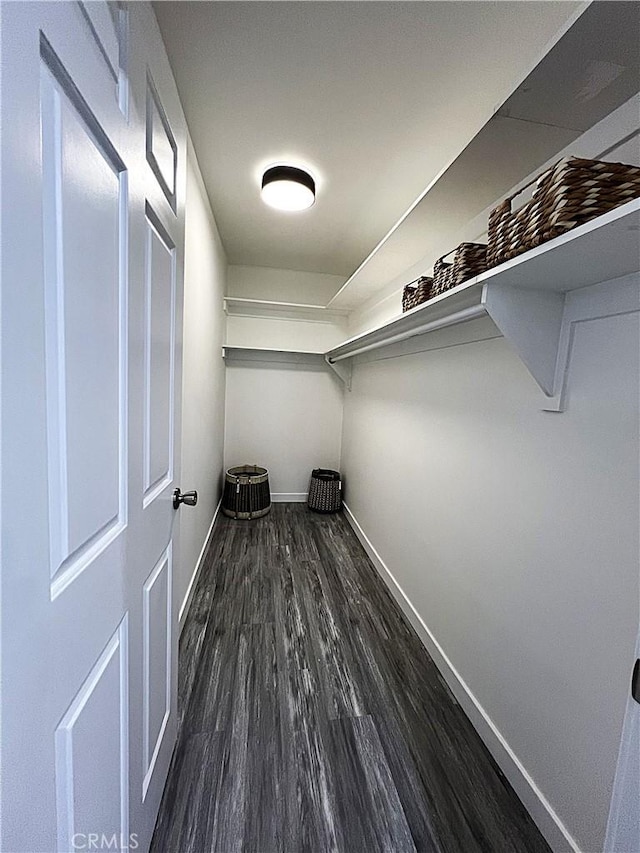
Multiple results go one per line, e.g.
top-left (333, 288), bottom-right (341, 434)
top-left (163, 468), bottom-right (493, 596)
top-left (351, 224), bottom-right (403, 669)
top-left (151, 503), bottom-right (551, 853)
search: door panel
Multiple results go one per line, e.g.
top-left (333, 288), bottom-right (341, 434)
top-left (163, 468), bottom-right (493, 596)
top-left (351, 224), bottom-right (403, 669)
top-left (41, 62), bottom-right (127, 595)
top-left (1, 3), bottom-right (187, 851)
top-left (55, 618), bottom-right (129, 852)
top-left (142, 549), bottom-right (172, 800)
top-left (130, 7), bottom-right (187, 841)
top-left (143, 210), bottom-right (176, 505)
top-left (146, 74), bottom-right (177, 211)
top-left (77, 0), bottom-right (122, 87)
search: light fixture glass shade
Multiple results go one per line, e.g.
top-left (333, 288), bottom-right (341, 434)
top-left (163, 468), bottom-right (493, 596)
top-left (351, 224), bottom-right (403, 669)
top-left (261, 165), bottom-right (315, 211)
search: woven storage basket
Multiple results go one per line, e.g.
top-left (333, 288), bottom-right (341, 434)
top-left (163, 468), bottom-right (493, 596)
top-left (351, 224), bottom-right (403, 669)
top-left (402, 276), bottom-right (433, 312)
top-left (431, 243), bottom-right (487, 297)
top-left (487, 156), bottom-right (640, 268)
top-left (308, 469), bottom-right (342, 514)
top-left (222, 464), bottom-right (271, 519)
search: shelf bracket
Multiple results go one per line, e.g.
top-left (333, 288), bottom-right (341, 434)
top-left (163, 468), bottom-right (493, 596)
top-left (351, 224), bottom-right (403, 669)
top-left (482, 282), bottom-right (565, 410)
top-left (325, 355), bottom-right (352, 390)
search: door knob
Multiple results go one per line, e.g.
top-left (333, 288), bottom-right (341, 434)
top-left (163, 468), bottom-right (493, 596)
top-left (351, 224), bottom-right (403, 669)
top-left (173, 488), bottom-right (198, 510)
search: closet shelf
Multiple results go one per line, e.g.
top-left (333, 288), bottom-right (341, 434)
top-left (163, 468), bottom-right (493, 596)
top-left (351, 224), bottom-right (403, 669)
top-left (222, 345), bottom-right (326, 365)
top-left (221, 346), bottom-right (351, 387)
top-left (326, 198), bottom-right (640, 409)
top-left (223, 297), bottom-right (348, 323)
top-left (222, 201), bottom-right (639, 408)
top-left (326, 281), bottom-right (486, 363)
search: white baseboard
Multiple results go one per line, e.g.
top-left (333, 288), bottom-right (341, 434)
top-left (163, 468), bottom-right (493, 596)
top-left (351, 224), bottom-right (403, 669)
top-left (271, 492), bottom-right (307, 502)
top-left (178, 498), bottom-right (222, 631)
top-left (342, 502), bottom-right (581, 853)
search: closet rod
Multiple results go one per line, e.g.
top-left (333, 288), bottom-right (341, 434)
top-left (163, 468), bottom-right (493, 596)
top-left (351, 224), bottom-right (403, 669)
top-left (328, 303), bottom-right (487, 362)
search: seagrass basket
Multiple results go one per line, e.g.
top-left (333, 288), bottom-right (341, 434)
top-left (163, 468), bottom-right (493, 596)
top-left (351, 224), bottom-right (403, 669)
top-left (222, 465), bottom-right (271, 519)
top-left (487, 156), bottom-right (640, 268)
top-left (402, 276), bottom-right (433, 312)
top-left (308, 469), bottom-right (342, 514)
top-left (431, 243), bottom-right (487, 297)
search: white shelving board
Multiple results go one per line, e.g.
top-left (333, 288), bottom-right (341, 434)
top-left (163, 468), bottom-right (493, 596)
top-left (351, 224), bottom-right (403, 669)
top-left (221, 202), bottom-right (639, 406)
top-left (326, 199), bottom-right (640, 408)
top-left (473, 197), bottom-right (640, 293)
top-left (224, 297), bottom-right (349, 323)
top-left (326, 280), bottom-right (485, 362)
top-left (221, 345), bottom-right (350, 386)
top-left (222, 345), bottom-right (326, 366)
top-left (223, 297), bottom-right (350, 354)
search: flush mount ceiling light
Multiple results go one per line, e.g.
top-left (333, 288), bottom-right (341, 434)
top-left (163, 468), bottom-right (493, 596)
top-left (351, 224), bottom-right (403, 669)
top-left (261, 165), bottom-right (315, 211)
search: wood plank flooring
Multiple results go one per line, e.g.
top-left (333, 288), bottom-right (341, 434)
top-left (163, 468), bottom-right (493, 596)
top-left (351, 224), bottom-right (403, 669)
top-left (151, 503), bottom-right (551, 853)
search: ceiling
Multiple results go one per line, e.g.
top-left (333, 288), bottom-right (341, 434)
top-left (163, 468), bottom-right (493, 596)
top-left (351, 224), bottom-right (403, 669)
top-left (154, 1), bottom-right (582, 279)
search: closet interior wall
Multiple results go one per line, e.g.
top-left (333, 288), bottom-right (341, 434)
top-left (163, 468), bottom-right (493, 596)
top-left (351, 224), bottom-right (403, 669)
top-left (178, 139), bottom-right (228, 628)
top-left (338, 98), bottom-right (640, 853)
top-left (340, 280), bottom-right (638, 853)
top-left (223, 266), bottom-right (346, 500)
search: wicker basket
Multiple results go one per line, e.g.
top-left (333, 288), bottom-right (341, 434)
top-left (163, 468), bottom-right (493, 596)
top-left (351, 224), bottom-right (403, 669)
top-left (222, 465), bottom-right (271, 519)
top-left (431, 242), bottom-right (487, 297)
top-left (308, 469), bottom-right (342, 514)
top-left (402, 276), bottom-right (433, 312)
top-left (487, 156), bottom-right (640, 268)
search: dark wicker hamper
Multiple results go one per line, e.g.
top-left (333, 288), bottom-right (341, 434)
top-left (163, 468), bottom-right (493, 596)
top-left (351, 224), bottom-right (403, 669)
top-left (222, 465), bottom-right (271, 519)
top-left (308, 469), bottom-right (342, 514)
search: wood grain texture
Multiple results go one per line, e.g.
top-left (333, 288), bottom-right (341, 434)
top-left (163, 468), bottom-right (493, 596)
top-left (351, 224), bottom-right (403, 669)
top-left (151, 503), bottom-right (551, 853)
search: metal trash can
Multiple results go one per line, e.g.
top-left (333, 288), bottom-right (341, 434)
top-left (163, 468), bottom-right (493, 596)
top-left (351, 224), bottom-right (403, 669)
top-left (222, 465), bottom-right (271, 519)
top-left (307, 469), bottom-right (342, 513)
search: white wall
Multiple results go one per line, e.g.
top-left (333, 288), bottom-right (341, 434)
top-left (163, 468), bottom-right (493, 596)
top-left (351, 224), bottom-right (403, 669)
top-left (340, 278), bottom-right (639, 852)
top-left (227, 263), bottom-right (345, 306)
top-left (224, 361), bottom-right (343, 500)
top-left (225, 314), bottom-right (348, 352)
top-left (178, 139), bottom-right (227, 627)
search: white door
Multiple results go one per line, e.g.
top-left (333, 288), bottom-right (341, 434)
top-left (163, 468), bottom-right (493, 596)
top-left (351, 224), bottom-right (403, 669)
top-left (604, 630), bottom-right (640, 852)
top-left (1, 3), bottom-right (187, 851)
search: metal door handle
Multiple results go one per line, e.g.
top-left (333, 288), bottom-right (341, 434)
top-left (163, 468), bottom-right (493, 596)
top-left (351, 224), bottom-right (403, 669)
top-left (173, 489), bottom-right (198, 509)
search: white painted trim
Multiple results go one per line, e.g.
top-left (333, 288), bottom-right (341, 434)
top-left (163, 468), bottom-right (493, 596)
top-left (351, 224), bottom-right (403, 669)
top-left (342, 501), bottom-right (582, 853)
top-left (604, 627), bottom-right (640, 850)
top-left (178, 498), bottom-right (221, 630)
top-left (142, 546), bottom-right (172, 800)
top-left (223, 296), bottom-right (349, 322)
top-left (547, 273), bottom-right (640, 412)
top-left (271, 492), bottom-right (307, 503)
